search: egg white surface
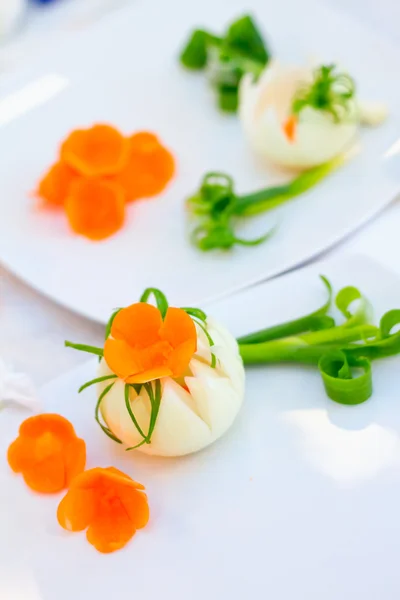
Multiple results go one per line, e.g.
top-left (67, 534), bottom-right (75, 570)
top-left (98, 318), bottom-right (245, 457)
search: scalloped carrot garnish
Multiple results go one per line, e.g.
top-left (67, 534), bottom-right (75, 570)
top-left (37, 161), bottom-right (79, 207)
top-left (65, 178), bottom-right (126, 241)
top-left (35, 125), bottom-right (176, 240)
top-left (7, 414), bottom-right (86, 494)
top-left (112, 132), bottom-right (175, 201)
top-left (61, 124), bottom-right (130, 178)
top-left (57, 467), bottom-right (149, 554)
top-left (104, 303), bottom-right (197, 383)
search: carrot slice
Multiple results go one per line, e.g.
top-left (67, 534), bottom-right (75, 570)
top-left (37, 161), bottom-right (78, 207)
top-left (57, 467), bottom-right (149, 554)
top-left (7, 414), bottom-right (86, 494)
top-left (65, 178), bottom-right (126, 241)
top-left (130, 132), bottom-right (160, 152)
top-left (61, 124), bottom-right (130, 177)
top-left (112, 139), bottom-right (175, 202)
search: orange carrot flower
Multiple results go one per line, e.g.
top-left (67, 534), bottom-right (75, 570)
top-left (7, 414), bottom-right (86, 494)
top-left (61, 124), bottom-right (130, 177)
top-left (57, 467), bottom-right (149, 553)
top-left (104, 303), bottom-right (197, 384)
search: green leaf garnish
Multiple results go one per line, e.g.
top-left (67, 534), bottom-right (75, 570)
top-left (292, 64), bottom-right (356, 122)
top-left (180, 29), bottom-right (221, 70)
top-left (180, 14), bottom-right (269, 113)
top-left (188, 157), bottom-right (344, 252)
top-left (225, 15), bottom-right (269, 64)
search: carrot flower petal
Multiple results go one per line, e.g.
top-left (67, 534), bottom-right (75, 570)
top-left (19, 414), bottom-right (76, 440)
top-left (64, 438), bottom-right (87, 485)
top-left (118, 486), bottom-right (150, 529)
top-left (168, 339), bottom-right (198, 378)
top-left (57, 488), bottom-right (96, 531)
top-left (104, 338), bottom-right (144, 381)
top-left (160, 307), bottom-right (197, 350)
top-left (125, 366), bottom-right (172, 384)
top-left (23, 453), bottom-right (66, 494)
top-left (111, 303), bottom-right (163, 347)
top-left (86, 505), bottom-right (136, 554)
top-left (7, 437), bottom-right (36, 473)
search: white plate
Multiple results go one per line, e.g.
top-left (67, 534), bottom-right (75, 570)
top-left (1, 253), bottom-right (400, 599)
top-left (0, 0), bottom-right (399, 323)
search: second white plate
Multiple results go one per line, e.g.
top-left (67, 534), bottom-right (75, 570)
top-left (1, 254), bottom-right (400, 599)
top-left (0, 0), bottom-right (399, 321)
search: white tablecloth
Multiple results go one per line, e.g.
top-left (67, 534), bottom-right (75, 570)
top-left (1, 0), bottom-right (399, 385)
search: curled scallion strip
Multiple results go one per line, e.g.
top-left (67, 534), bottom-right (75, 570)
top-left (187, 158), bottom-right (343, 252)
top-left (292, 64), bottom-right (356, 122)
top-left (319, 351), bottom-right (372, 405)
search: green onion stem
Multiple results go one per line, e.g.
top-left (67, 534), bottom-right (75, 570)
top-left (234, 156), bottom-right (344, 217)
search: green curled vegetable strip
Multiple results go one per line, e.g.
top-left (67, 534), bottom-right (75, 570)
top-left (238, 275), bottom-right (333, 345)
top-left (335, 286), bottom-right (371, 329)
top-left (319, 351), bottom-right (372, 405)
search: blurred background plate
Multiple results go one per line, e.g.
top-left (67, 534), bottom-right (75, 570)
top-left (0, 0), bottom-right (399, 322)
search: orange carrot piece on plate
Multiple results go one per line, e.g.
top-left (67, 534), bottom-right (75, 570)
top-left (65, 178), bottom-right (126, 241)
top-left (7, 413), bottom-right (86, 494)
top-left (37, 161), bottom-right (78, 207)
top-left (57, 467), bottom-right (149, 553)
top-left (61, 124), bottom-right (130, 177)
top-left (112, 137), bottom-right (175, 201)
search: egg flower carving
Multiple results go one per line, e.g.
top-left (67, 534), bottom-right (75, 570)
top-left (239, 61), bottom-right (387, 170)
top-left (66, 288), bottom-right (245, 457)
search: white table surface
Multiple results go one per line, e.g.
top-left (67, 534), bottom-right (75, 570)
top-left (1, 0), bottom-right (400, 385)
